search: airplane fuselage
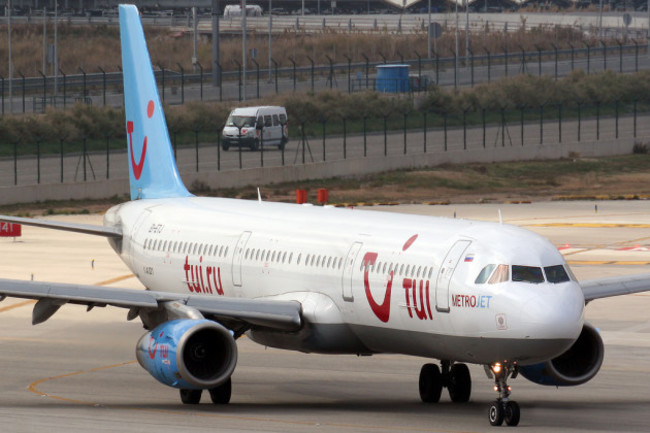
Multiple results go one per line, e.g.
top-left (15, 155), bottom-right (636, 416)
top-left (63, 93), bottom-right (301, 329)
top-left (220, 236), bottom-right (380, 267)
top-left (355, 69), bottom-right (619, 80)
top-left (105, 197), bottom-right (585, 366)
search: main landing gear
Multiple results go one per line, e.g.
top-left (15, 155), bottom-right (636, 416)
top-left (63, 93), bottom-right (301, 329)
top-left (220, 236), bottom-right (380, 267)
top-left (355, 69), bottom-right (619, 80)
top-left (486, 362), bottom-right (520, 427)
top-left (179, 378), bottom-right (232, 405)
top-left (419, 361), bottom-right (472, 404)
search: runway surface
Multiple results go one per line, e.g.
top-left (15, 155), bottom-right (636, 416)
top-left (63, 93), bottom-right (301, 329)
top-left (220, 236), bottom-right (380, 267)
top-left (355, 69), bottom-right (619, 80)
top-left (1, 200), bottom-right (650, 432)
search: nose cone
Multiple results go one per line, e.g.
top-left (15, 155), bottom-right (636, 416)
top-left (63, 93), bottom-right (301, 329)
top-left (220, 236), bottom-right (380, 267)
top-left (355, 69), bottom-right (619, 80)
top-left (520, 282), bottom-right (584, 343)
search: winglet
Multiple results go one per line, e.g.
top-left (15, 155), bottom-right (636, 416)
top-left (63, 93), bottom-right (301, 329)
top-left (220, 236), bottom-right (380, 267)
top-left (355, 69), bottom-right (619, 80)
top-left (119, 5), bottom-right (191, 200)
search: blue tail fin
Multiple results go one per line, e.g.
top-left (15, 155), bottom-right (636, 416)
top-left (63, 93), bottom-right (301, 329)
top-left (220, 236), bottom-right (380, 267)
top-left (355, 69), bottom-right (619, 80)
top-left (119, 5), bottom-right (190, 200)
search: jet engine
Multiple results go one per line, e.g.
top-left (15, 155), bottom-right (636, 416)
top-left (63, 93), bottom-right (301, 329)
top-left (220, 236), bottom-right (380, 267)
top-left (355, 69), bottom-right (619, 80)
top-left (520, 322), bottom-right (603, 386)
top-left (136, 319), bottom-right (237, 389)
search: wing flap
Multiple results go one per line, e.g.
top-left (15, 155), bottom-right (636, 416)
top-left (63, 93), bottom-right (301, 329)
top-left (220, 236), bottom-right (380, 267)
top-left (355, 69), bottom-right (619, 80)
top-left (0, 215), bottom-right (122, 238)
top-left (0, 278), bottom-right (302, 331)
top-left (581, 272), bottom-right (650, 302)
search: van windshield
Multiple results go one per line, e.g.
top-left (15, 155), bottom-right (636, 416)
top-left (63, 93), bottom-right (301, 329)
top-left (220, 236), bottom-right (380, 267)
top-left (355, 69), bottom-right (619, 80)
top-left (226, 115), bottom-right (256, 128)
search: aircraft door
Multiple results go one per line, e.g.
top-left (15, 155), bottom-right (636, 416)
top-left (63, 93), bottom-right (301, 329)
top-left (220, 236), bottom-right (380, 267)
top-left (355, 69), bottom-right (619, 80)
top-left (435, 240), bottom-right (471, 312)
top-left (232, 231), bottom-right (252, 287)
top-left (342, 242), bottom-right (363, 302)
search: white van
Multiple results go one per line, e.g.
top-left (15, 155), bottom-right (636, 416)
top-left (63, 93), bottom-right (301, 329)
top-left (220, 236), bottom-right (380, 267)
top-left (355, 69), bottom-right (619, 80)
top-left (221, 106), bottom-right (288, 151)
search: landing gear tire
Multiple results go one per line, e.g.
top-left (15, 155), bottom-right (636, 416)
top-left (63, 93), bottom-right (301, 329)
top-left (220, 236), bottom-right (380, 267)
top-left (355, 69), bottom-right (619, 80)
top-left (448, 363), bottom-right (471, 403)
top-left (488, 400), bottom-right (504, 426)
top-left (180, 389), bottom-right (202, 404)
top-left (419, 363), bottom-right (442, 403)
top-left (209, 378), bottom-right (232, 404)
top-left (505, 401), bottom-right (520, 426)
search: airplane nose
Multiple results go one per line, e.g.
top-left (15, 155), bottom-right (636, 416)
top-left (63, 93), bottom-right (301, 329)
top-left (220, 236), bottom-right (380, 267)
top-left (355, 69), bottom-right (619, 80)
top-left (520, 282), bottom-right (584, 341)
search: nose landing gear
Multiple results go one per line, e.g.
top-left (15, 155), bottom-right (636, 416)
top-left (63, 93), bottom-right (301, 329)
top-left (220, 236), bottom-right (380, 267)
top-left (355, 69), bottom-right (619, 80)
top-left (486, 362), bottom-right (520, 426)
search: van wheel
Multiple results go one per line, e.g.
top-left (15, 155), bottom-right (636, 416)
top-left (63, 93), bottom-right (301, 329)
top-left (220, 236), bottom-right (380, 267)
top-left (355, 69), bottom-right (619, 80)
top-left (222, 143), bottom-right (229, 151)
top-left (250, 140), bottom-right (259, 151)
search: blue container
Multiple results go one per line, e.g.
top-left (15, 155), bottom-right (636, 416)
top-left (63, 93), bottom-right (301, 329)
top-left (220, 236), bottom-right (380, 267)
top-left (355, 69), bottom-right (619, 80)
top-left (376, 64), bottom-right (410, 93)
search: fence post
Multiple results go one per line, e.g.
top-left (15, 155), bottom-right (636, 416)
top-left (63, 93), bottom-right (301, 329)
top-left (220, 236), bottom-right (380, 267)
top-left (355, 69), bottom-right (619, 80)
top-left (59, 138), bottom-right (64, 182)
top-left (82, 137), bottom-right (87, 181)
top-left (482, 107), bottom-right (486, 148)
top-left (539, 103), bottom-right (544, 144)
top-left (617, 41), bottom-right (623, 73)
top-left (217, 63), bottom-right (223, 101)
top-left (577, 102), bottom-right (582, 141)
top-left (217, 127), bottom-right (221, 171)
top-left (501, 107), bottom-right (505, 147)
top-left (633, 99), bottom-right (637, 137)
top-left (468, 48), bottom-right (474, 87)
top-left (584, 42), bottom-right (591, 74)
top-left (463, 109), bottom-right (467, 150)
top-left (596, 101), bottom-right (600, 140)
top-left (272, 58), bottom-right (279, 94)
top-left (401, 111), bottom-right (407, 154)
top-left (250, 59), bottom-right (259, 99)
top-left (0, 74), bottom-right (4, 115)
top-left (633, 40), bottom-right (639, 72)
top-left (38, 71), bottom-right (46, 110)
top-left (600, 40), bottom-right (607, 71)
top-left (451, 49), bottom-right (457, 89)
top-left (383, 114), bottom-right (388, 156)
top-left (568, 42), bottom-right (575, 71)
top-left (443, 111), bottom-right (448, 151)
top-left (98, 66), bottom-right (106, 106)
top-left (260, 124), bottom-right (264, 168)
top-left (157, 64), bottom-right (166, 101)
top-left (197, 62), bottom-right (203, 101)
top-left (615, 99), bottom-right (619, 139)
top-left (78, 67), bottom-right (87, 101)
top-left (503, 45), bottom-right (508, 77)
top-left (13, 141), bottom-right (17, 185)
top-left (106, 135), bottom-right (110, 179)
top-left (343, 117), bottom-right (347, 159)
top-left (361, 53), bottom-right (370, 89)
top-left (289, 57), bottom-right (296, 91)
top-left (176, 63), bottom-right (185, 104)
top-left (363, 115), bottom-right (368, 157)
top-left (414, 51), bottom-right (422, 83)
top-left (344, 54), bottom-right (352, 94)
top-left (422, 110), bottom-right (427, 153)
top-left (558, 103), bottom-right (562, 143)
top-left (18, 71), bottom-right (25, 113)
top-left (483, 48), bottom-right (491, 83)
top-left (520, 105), bottom-right (525, 146)
top-left (237, 126), bottom-right (243, 169)
top-left (36, 140), bottom-right (40, 184)
top-left (435, 53), bottom-right (440, 85)
top-left (322, 118), bottom-right (327, 161)
top-left (535, 45), bottom-right (542, 76)
top-left (551, 43), bottom-right (558, 80)
top-left (194, 129), bottom-right (199, 172)
top-left (234, 60), bottom-right (242, 101)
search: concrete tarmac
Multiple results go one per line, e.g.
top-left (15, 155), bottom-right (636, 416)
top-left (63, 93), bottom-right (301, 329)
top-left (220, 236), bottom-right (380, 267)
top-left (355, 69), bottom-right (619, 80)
top-left (1, 201), bottom-right (650, 432)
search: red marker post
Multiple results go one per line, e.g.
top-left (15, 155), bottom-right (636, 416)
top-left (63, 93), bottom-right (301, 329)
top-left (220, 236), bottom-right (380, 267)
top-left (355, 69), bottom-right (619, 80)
top-left (0, 222), bottom-right (21, 238)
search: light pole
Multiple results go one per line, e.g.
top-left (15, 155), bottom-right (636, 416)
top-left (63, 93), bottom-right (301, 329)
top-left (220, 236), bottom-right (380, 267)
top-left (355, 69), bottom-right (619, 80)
top-left (268, 0), bottom-right (272, 82)
top-left (242, 0), bottom-right (247, 101)
top-left (427, 0), bottom-right (431, 59)
top-left (8, 0), bottom-right (13, 113)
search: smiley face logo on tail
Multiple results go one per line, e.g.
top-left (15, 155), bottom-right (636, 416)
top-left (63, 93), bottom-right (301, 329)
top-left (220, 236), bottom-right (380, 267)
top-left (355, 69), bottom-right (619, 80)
top-left (126, 100), bottom-right (154, 180)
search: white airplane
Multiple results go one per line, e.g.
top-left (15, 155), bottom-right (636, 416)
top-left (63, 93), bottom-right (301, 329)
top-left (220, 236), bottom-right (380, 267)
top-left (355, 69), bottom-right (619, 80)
top-left (1, 4), bottom-right (649, 427)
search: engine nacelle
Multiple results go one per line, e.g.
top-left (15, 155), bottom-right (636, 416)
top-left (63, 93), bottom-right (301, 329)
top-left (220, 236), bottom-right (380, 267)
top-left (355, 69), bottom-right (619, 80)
top-left (136, 319), bottom-right (237, 390)
top-left (520, 322), bottom-right (604, 386)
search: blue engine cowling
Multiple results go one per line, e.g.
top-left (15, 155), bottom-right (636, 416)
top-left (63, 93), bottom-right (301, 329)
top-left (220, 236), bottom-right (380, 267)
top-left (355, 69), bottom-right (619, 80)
top-left (136, 319), bottom-right (237, 390)
top-left (520, 322), bottom-right (604, 386)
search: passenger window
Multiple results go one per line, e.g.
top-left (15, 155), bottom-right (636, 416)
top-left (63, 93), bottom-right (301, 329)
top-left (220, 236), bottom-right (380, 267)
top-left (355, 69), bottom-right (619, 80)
top-left (488, 265), bottom-right (510, 284)
top-left (273, 114), bottom-right (280, 126)
top-left (256, 116), bottom-right (263, 127)
top-left (289, 252), bottom-right (293, 264)
top-left (428, 267), bottom-right (433, 279)
top-left (224, 247), bottom-right (229, 256)
top-left (544, 265), bottom-right (571, 283)
top-left (475, 264), bottom-right (497, 284)
top-left (297, 253), bottom-right (301, 265)
top-left (512, 265), bottom-right (544, 284)
top-left (279, 113), bottom-right (287, 124)
top-left (306, 254), bottom-right (311, 266)
top-left (264, 115), bottom-right (272, 127)
top-left (327, 257), bottom-right (332, 268)
top-left (271, 251), bottom-right (276, 262)
top-left (283, 251), bottom-right (287, 263)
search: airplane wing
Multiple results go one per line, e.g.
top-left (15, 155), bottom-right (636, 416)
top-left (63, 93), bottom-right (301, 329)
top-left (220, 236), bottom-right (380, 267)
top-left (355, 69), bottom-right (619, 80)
top-left (580, 272), bottom-right (650, 302)
top-left (0, 215), bottom-right (121, 238)
top-left (0, 278), bottom-right (301, 331)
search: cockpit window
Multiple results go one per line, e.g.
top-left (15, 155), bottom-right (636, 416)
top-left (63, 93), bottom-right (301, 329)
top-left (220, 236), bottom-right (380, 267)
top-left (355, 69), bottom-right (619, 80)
top-left (475, 264), bottom-right (496, 284)
top-left (488, 264), bottom-right (510, 284)
top-left (544, 265), bottom-right (571, 283)
top-left (512, 265), bottom-right (544, 284)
